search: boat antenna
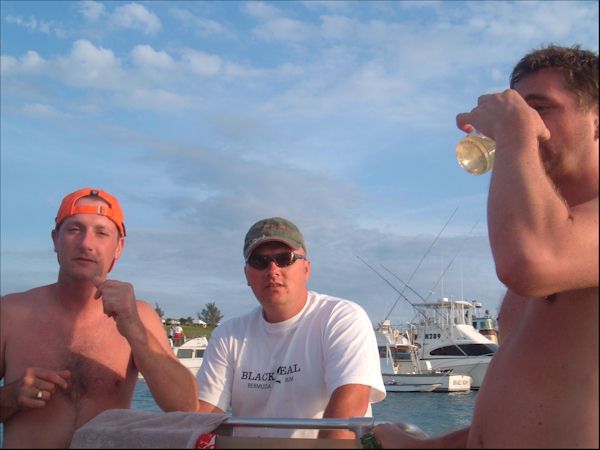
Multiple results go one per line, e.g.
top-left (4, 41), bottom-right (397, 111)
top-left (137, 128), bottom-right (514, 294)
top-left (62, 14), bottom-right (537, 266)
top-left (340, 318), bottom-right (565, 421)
top-left (381, 265), bottom-right (427, 302)
top-left (356, 254), bottom-right (429, 323)
top-left (379, 206), bottom-right (459, 321)
top-left (355, 255), bottom-right (427, 320)
top-left (461, 261), bottom-right (464, 300)
top-left (424, 219), bottom-right (480, 302)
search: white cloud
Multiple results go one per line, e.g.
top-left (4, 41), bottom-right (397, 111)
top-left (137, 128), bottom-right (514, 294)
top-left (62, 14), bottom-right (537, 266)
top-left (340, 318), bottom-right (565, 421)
top-left (117, 88), bottom-right (193, 111)
top-left (70, 39), bottom-right (119, 71)
top-left (111, 3), bottom-right (161, 35)
top-left (21, 50), bottom-right (45, 70)
top-left (131, 45), bottom-right (176, 71)
top-left (244, 1), bottom-right (284, 20)
top-left (0, 51), bottom-right (45, 75)
top-left (181, 49), bottom-right (222, 76)
top-left (300, 0), bottom-right (352, 13)
top-left (20, 103), bottom-right (65, 119)
top-left (490, 68), bottom-right (503, 82)
top-left (79, 1), bottom-right (105, 22)
top-left (0, 55), bottom-right (17, 74)
top-left (5, 14), bottom-right (38, 30)
top-left (4, 14), bottom-right (64, 37)
top-left (222, 61), bottom-right (264, 79)
top-left (169, 8), bottom-right (232, 38)
top-left (277, 62), bottom-right (304, 77)
top-left (466, 1), bottom-right (597, 46)
top-left (319, 15), bottom-right (355, 41)
top-left (57, 39), bottom-right (124, 88)
top-left (253, 17), bottom-right (317, 43)
top-left (1, 0), bottom-right (597, 322)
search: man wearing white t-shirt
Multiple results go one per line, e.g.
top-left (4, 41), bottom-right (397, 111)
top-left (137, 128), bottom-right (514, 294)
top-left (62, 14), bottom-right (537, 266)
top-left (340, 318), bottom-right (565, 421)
top-left (195, 217), bottom-right (386, 439)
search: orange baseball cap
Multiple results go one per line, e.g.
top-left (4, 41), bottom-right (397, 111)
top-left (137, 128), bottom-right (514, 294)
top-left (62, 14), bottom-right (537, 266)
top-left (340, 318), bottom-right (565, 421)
top-left (55, 187), bottom-right (126, 237)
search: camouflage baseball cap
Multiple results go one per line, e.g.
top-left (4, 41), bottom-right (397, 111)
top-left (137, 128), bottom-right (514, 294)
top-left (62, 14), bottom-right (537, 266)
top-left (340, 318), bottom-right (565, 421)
top-left (243, 217), bottom-right (306, 260)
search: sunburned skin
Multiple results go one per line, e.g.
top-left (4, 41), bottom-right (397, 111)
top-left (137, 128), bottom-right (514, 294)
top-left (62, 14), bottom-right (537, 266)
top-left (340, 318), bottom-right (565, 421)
top-left (2, 190), bottom-right (199, 448)
top-left (1, 284), bottom-right (138, 448)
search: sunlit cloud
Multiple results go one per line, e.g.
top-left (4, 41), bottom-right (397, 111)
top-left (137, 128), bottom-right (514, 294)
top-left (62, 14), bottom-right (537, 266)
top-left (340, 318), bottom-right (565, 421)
top-left (78, 1), bottom-right (106, 22)
top-left (111, 2), bottom-right (161, 35)
top-left (1, 0), bottom-right (597, 322)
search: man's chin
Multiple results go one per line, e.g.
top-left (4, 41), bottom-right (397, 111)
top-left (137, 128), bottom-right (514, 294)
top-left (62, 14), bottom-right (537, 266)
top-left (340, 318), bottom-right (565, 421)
top-left (540, 146), bottom-right (560, 174)
top-left (259, 290), bottom-right (286, 303)
top-left (542, 157), bottom-right (561, 177)
top-left (64, 269), bottom-right (96, 282)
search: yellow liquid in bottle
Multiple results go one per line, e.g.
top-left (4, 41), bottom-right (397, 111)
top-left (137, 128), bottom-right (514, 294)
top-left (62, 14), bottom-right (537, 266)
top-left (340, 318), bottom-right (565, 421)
top-left (455, 133), bottom-right (496, 175)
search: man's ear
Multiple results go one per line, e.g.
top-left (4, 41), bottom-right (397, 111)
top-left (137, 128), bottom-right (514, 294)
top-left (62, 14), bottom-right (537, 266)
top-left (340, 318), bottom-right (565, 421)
top-left (244, 266), bottom-right (250, 285)
top-left (51, 229), bottom-right (58, 253)
top-left (304, 259), bottom-right (311, 282)
top-left (113, 236), bottom-right (125, 261)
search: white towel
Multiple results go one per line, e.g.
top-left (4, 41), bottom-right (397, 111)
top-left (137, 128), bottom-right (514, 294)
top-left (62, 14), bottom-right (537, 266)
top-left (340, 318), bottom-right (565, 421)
top-left (69, 409), bottom-right (228, 449)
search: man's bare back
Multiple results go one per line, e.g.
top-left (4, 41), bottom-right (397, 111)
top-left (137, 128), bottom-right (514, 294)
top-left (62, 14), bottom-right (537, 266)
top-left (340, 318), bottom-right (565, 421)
top-left (1, 285), bottom-right (139, 448)
top-left (469, 287), bottom-right (599, 447)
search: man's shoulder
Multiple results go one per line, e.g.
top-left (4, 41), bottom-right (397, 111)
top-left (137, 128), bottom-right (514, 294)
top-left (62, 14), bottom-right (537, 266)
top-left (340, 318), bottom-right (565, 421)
top-left (134, 298), bottom-right (161, 318)
top-left (1, 285), bottom-right (54, 330)
top-left (213, 307), bottom-right (261, 333)
top-left (309, 291), bottom-right (365, 312)
top-left (1, 284), bottom-right (54, 305)
top-left (308, 291), bottom-right (370, 323)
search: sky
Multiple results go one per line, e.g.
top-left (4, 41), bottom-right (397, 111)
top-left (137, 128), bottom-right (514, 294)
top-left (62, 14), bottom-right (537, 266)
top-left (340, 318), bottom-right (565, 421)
top-left (1, 1), bottom-right (598, 327)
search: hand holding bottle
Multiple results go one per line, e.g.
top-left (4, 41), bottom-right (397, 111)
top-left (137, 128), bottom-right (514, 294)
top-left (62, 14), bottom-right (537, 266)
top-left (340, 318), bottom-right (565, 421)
top-left (455, 89), bottom-right (551, 176)
top-left (455, 128), bottom-right (495, 175)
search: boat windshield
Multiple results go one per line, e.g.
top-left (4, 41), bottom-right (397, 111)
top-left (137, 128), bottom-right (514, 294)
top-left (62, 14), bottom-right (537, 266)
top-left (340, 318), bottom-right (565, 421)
top-left (430, 343), bottom-right (498, 356)
top-left (395, 347), bottom-right (413, 361)
top-left (177, 349), bottom-right (194, 359)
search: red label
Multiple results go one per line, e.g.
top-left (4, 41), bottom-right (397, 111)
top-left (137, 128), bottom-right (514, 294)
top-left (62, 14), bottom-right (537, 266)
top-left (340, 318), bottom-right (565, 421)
top-left (195, 432), bottom-right (217, 449)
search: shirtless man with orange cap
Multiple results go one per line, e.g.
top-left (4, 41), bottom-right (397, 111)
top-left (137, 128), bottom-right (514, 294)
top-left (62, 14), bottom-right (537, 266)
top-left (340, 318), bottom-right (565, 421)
top-left (1, 187), bottom-right (198, 448)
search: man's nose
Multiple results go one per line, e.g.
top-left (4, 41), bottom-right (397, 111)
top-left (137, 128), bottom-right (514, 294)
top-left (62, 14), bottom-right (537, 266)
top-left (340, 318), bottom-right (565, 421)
top-left (265, 259), bottom-right (282, 272)
top-left (77, 230), bottom-right (95, 248)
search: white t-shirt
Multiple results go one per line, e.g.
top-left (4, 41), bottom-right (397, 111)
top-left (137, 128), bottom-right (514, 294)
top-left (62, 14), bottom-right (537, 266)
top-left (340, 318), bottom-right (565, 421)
top-left (196, 291), bottom-right (386, 438)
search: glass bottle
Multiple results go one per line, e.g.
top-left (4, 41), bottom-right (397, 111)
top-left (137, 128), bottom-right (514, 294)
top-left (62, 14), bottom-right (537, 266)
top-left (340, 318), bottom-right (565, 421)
top-left (455, 130), bottom-right (495, 175)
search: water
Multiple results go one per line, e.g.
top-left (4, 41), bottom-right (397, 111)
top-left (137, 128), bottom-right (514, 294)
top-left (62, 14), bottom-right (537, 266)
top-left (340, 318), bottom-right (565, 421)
top-left (131, 380), bottom-right (477, 438)
top-left (0, 382), bottom-right (476, 445)
top-left (372, 390), bottom-right (477, 437)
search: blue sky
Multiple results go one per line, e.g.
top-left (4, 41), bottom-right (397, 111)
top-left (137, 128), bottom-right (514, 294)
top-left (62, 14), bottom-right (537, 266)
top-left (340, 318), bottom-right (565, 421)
top-left (1, 1), bottom-right (598, 325)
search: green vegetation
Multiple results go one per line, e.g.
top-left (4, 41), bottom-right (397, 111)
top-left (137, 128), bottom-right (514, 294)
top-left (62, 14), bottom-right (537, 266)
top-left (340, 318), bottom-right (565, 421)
top-left (155, 301), bottom-right (224, 340)
top-left (197, 302), bottom-right (224, 327)
top-left (163, 324), bottom-right (215, 340)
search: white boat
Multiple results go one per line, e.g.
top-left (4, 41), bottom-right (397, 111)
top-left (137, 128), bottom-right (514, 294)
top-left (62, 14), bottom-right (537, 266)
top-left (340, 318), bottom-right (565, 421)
top-left (471, 302), bottom-right (499, 343)
top-left (172, 336), bottom-right (208, 376)
top-left (138, 336), bottom-right (208, 379)
top-left (381, 378), bottom-right (441, 393)
top-left (376, 327), bottom-right (471, 393)
top-left (380, 298), bottom-right (498, 389)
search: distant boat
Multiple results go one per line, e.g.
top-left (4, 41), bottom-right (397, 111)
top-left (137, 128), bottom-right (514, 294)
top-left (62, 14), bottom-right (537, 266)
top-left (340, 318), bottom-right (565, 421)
top-left (379, 298), bottom-right (497, 389)
top-left (138, 336), bottom-right (208, 379)
top-left (471, 302), bottom-right (499, 343)
top-left (383, 379), bottom-right (441, 393)
top-left (376, 327), bottom-right (471, 393)
top-left (172, 336), bottom-right (208, 376)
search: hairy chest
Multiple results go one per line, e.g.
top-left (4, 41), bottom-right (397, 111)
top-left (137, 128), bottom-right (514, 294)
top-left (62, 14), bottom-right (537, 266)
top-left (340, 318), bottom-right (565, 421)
top-left (5, 316), bottom-right (135, 400)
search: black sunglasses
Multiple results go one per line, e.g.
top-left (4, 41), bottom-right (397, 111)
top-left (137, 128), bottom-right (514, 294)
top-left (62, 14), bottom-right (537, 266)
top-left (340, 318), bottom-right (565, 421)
top-left (246, 251), bottom-right (306, 270)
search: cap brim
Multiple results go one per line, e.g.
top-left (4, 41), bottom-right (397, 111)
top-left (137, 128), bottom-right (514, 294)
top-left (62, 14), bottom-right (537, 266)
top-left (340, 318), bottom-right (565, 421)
top-left (244, 238), bottom-right (300, 260)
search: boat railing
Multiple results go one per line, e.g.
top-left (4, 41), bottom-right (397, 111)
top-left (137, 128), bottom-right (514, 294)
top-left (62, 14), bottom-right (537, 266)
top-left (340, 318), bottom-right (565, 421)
top-left (213, 416), bottom-right (428, 448)
top-left (217, 416), bottom-right (378, 437)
